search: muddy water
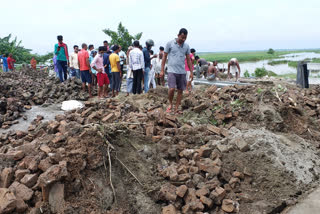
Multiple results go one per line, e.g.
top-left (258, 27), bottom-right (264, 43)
top-left (217, 52), bottom-right (320, 84)
top-left (0, 104), bottom-right (64, 134)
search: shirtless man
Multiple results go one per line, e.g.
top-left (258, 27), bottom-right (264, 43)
top-left (228, 58), bottom-right (241, 82)
top-left (207, 61), bottom-right (219, 81)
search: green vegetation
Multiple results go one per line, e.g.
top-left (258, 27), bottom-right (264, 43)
top-left (198, 49), bottom-right (320, 63)
top-left (102, 22), bottom-right (142, 52)
top-left (0, 34), bottom-right (53, 64)
top-left (275, 73), bottom-right (297, 79)
top-left (253, 67), bottom-right (277, 77)
top-left (257, 88), bottom-right (264, 94)
top-left (268, 60), bottom-right (289, 66)
top-left (267, 48), bottom-right (275, 54)
top-left (288, 61), bottom-right (299, 68)
top-left (244, 70), bottom-right (250, 77)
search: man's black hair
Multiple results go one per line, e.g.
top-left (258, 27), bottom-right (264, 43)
top-left (91, 51), bottom-right (97, 57)
top-left (88, 44), bottom-right (94, 49)
top-left (98, 46), bottom-right (105, 52)
top-left (82, 43), bottom-right (87, 48)
top-left (178, 28), bottom-right (188, 36)
top-left (73, 45), bottom-right (78, 49)
top-left (57, 35), bottom-right (63, 40)
top-left (112, 45), bottom-right (120, 52)
top-left (103, 40), bottom-right (108, 44)
top-left (133, 40), bottom-right (140, 47)
top-left (149, 50), bottom-right (154, 55)
top-left (195, 56), bottom-right (199, 60)
top-left (191, 48), bottom-right (196, 53)
top-left (159, 46), bottom-right (164, 51)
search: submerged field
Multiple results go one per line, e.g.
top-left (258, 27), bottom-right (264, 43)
top-left (199, 49), bottom-right (320, 63)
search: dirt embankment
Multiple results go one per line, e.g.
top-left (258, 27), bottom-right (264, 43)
top-left (0, 69), bottom-right (320, 214)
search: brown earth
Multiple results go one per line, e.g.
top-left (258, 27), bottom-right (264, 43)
top-left (0, 69), bottom-right (320, 213)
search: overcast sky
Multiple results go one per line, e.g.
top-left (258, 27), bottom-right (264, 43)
top-left (1, 0), bottom-right (319, 54)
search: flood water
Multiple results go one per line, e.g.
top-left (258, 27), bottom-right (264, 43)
top-left (217, 52), bottom-right (320, 84)
top-left (0, 104), bottom-right (64, 134)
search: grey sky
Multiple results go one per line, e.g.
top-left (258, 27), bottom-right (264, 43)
top-left (1, 0), bottom-right (319, 54)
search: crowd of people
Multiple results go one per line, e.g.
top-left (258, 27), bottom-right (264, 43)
top-left (0, 53), bottom-right (16, 72)
top-left (0, 28), bottom-right (241, 114)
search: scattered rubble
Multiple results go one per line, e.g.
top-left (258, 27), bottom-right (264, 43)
top-left (0, 68), bottom-right (320, 213)
top-left (0, 69), bottom-right (90, 129)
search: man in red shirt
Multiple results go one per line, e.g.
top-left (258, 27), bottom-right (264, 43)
top-left (77, 43), bottom-right (92, 97)
top-left (7, 54), bottom-right (16, 71)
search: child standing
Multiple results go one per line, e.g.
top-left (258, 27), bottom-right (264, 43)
top-left (109, 45), bottom-right (122, 97)
top-left (91, 46), bottom-right (109, 98)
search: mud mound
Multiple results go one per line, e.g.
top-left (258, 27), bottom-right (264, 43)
top-left (0, 80), bottom-right (320, 213)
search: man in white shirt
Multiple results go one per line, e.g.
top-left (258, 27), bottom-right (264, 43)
top-left (129, 40), bottom-right (145, 94)
top-left (153, 52), bottom-right (164, 86)
top-left (119, 46), bottom-right (126, 73)
top-left (69, 45), bottom-right (80, 79)
top-left (228, 58), bottom-right (241, 82)
top-left (148, 50), bottom-right (157, 89)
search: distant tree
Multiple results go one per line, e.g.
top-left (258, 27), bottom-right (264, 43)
top-left (267, 48), bottom-right (275, 55)
top-left (102, 22), bottom-right (142, 51)
top-left (0, 34), bottom-right (52, 64)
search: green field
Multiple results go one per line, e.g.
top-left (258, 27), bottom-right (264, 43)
top-left (198, 49), bottom-right (320, 63)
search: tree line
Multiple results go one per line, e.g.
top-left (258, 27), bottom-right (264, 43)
top-left (0, 34), bottom-right (53, 64)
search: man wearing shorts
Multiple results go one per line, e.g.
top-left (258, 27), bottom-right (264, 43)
top-left (109, 45), bottom-right (122, 97)
top-left (78, 43), bottom-right (92, 97)
top-left (160, 28), bottom-right (193, 114)
top-left (228, 58), bottom-right (241, 82)
top-left (91, 46), bottom-right (109, 98)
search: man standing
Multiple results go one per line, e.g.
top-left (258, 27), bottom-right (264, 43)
top-left (109, 45), bottom-right (122, 97)
top-left (159, 46), bottom-right (164, 55)
top-left (54, 35), bottom-right (69, 82)
top-left (88, 44), bottom-right (94, 56)
top-left (0, 54), bottom-right (8, 72)
top-left (119, 46), bottom-right (126, 75)
top-left (142, 39), bottom-right (157, 93)
top-left (103, 41), bottom-right (110, 51)
top-left (149, 50), bottom-right (157, 89)
top-left (129, 40), bottom-right (145, 94)
top-left (160, 28), bottom-right (193, 114)
top-left (7, 54), bottom-right (16, 71)
top-left (69, 45), bottom-right (80, 79)
top-left (77, 43), bottom-right (92, 97)
top-left (30, 57), bottom-right (37, 71)
top-left (153, 52), bottom-right (164, 86)
top-left (103, 50), bottom-right (112, 89)
top-left (228, 58), bottom-right (241, 82)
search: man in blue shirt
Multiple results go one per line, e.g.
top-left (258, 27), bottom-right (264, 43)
top-left (103, 49), bottom-right (112, 89)
top-left (142, 40), bottom-right (157, 93)
top-left (0, 54), bottom-right (8, 72)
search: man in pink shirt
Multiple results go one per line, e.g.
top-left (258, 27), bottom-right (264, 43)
top-left (185, 48), bottom-right (195, 94)
top-left (77, 43), bottom-right (92, 97)
top-left (91, 46), bottom-right (110, 98)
